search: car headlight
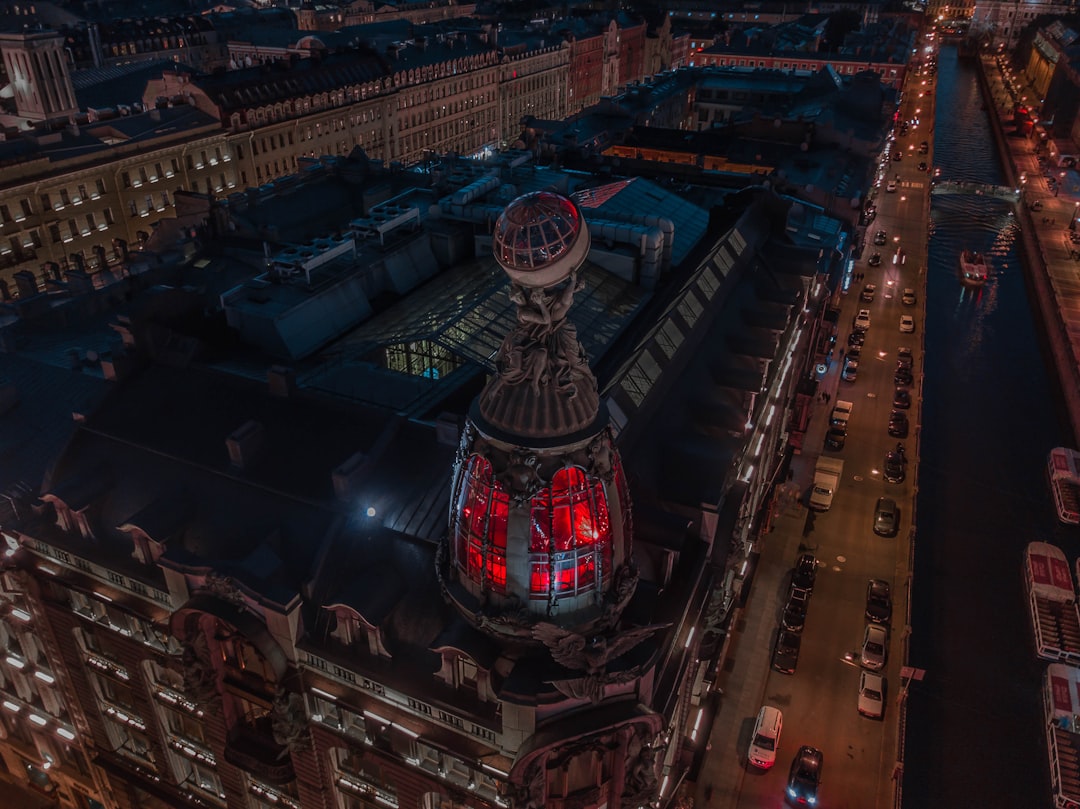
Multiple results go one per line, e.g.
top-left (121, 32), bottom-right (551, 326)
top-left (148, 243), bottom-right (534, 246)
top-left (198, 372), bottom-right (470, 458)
top-left (787, 787), bottom-right (797, 798)
top-left (808, 797), bottom-right (817, 806)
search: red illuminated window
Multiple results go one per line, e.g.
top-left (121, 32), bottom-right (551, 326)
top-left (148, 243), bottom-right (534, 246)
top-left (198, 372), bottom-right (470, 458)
top-left (528, 467), bottom-right (612, 599)
top-left (452, 455), bottom-right (508, 594)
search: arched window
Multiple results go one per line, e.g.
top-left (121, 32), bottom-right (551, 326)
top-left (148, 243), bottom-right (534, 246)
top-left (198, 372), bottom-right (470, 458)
top-left (529, 467), bottom-right (611, 599)
top-left (452, 455), bottom-right (508, 593)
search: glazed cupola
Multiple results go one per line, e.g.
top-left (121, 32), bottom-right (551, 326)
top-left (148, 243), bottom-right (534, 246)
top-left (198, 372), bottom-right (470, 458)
top-left (440, 191), bottom-right (637, 638)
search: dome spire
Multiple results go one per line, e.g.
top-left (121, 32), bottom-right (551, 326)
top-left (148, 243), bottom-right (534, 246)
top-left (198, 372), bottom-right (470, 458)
top-left (477, 191), bottom-right (600, 442)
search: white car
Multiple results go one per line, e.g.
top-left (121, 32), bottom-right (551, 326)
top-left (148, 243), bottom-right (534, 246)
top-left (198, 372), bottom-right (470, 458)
top-left (858, 671), bottom-right (885, 718)
top-left (861, 624), bottom-right (888, 671)
top-left (854, 309), bottom-right (871, 332)
top-left (900, 314), bottom-right (915, 333)
top-left (747, 705), bottom-right (783, 768)
top-left (886, 180), bottom-right (897, 192)
top-left (901, 288), bottom-right (917, 305)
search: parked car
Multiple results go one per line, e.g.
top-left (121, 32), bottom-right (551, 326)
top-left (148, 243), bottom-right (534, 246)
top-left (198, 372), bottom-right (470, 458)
top-left (917, 161), bottom-right (928, 172)
top-left (772, 628), bottom-right (802, 674)
top-left (847, 344), bottom-right (862, 360)
top-left (901, 287), bottom-right (917, 305)
top-left (825, 426), bottom-right (847, 451)
top-left (874, 496), bottom-right (898, 536)
top-left (854, 309), bottom-right (872, 332)
top-left (868, 252), bottom-right (882, 267)
top-left (888, 410), bottom-right (909, 438)
top-left (842, 359), bottom-right (859, 382)
top-left (786, 747), bottom-right (824, 806)
top-left (896, 347), bottom-right (914, 371)
top-left (860, 206), bottom-right (877, 226)
top-left (866, 579), bottom-right (893, 624)
top-left (792, 553), bottom-right (818, 591)
top-left (860, 624), bottom-right (888, 671)
top-left (748, 706), bottom-right (784, 769)
top-left (860, 283), bottom-right (877, 302)
top-left (883, 451), bottom-right (905, 483)
top-left (900, 314), bottom-right (915, 333)
top-left (858, 671), bottom-right (886, 719)
top-left (894, 367), bottom-right (913, 386)
top-left (848, 330), bottom-right (865, 347)
top-left (919, 140), bottom-right (929, 153)
top-left (893, 151), bottom-right (903, 161)
top-left (893, 388), bottom-right (911, 409)
top-left (783, 587), bottom-right (811, 633)
top-left (873, 229), bottom-right (888, 246)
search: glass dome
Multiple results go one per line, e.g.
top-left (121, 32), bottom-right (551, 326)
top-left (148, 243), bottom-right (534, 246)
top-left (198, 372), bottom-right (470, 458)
top-left (492, 192), bottom-right (589, 288)
top-left (449, 454), bottom-right (628, 603)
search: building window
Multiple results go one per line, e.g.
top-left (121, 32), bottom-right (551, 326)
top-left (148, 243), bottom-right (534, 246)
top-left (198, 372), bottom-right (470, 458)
top-left (451, 455), bottom-right (508, 594)
top-left (528, 467), bottom-right (612, 598)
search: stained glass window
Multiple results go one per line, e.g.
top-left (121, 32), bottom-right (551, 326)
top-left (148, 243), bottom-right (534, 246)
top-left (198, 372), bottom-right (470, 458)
top-left (528, 467), bottom-right (612, 599)
top-left (453, 455), bottom-right (508, 594)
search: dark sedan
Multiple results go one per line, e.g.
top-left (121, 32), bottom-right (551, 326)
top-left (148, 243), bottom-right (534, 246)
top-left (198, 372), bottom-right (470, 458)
top-left (883, 451), bottom-right (905, 483)
top-left (866, 579), bottom-right (893, 624)
top-left (893, 388), bottom-right (911, 409)
top-left (786, 746), bottom-right (824, 805)
top-left (825, 426), bottom-right (847, 451)
top-left (888, 410), bottom-right (909, 438)
top-left (772, 628), bottom-right (802, 674)
top-left (868, 252), bottom-right (882, 267)
top-left (792, 553), bottom-right (817, 591)
top-left (894, 368), bottom-right (914, 386)
top-left (783, 587), bottom-right (811, 633)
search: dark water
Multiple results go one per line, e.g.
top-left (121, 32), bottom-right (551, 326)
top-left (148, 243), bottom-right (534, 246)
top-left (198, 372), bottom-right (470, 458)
top-left (903, 45), bottom-right (1077, 807)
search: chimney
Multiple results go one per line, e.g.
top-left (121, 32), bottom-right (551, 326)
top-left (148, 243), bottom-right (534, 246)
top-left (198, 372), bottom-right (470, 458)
top-left (226, 420), bottom-right (264, 470)
top-left (332, 452), bottom-right (370, 501)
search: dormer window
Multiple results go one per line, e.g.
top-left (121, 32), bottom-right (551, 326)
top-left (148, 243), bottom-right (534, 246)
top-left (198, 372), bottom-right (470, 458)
top-left (455, 655), bottom-right (477, 689)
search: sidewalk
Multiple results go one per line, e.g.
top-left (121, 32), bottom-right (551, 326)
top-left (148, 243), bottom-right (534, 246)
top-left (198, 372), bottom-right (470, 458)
top-left (689, 359), bottom-right (842, 809)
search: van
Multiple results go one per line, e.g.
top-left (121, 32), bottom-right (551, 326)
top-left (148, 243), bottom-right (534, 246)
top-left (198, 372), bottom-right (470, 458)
top-left (747, 706), bottom-right (783, 769)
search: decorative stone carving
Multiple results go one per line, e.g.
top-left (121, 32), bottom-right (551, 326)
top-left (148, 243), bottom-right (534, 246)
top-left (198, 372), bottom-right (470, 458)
top-left (601, 563), bottom-right (640, 625)
top-left (622, 731), bottom-right (662, 805)
top-left (270, 687), bottom-right (310, 755)
top-left (501, 447), bottom-right (542, 502)
top-left (202, 573), bottom-right (246, 606)
top-left (180, 633), bottom-right (218, 708)
top-left (510, 760), bottom-right (546, 809)
top-left (531, 622), bottom-right (668, 674)
top-left (548, 666), bottom-right (643, 703)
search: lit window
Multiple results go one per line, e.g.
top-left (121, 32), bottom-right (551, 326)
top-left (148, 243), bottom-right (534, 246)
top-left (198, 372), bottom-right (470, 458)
top-left (528, 467), bottom-right (613, 599)
top-left (452, 455), bottom-right (508, 594)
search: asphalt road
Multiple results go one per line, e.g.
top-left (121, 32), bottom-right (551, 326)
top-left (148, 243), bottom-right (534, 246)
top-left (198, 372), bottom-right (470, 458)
top-left (725, 42), bottom-right (939, 809)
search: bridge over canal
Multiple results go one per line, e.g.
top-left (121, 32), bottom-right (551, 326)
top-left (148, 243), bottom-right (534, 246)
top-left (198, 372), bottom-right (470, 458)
top-left (929, 179), bottom-right (1020, 202)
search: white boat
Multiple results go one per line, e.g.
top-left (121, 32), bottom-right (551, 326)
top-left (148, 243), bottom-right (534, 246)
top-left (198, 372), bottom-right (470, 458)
top-left (958, 249), bottom-right (989, 286)
top-left (1042, 663), bottom-right (1080, 809)
top-left (1049, 448), bottom-right (1080, 526)
top-left (1024, 542), bottom-right (1080, 664)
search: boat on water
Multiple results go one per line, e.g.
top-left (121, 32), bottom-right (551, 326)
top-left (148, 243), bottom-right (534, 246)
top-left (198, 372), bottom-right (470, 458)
top-left (1049, 447), bottom-right (1080, 525)
top-left (959, 249), bottom-right (989, 285)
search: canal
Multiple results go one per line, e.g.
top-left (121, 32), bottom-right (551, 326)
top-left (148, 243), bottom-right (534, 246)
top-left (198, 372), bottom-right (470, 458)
top-left (903, 44), bottom-right (1077, 807)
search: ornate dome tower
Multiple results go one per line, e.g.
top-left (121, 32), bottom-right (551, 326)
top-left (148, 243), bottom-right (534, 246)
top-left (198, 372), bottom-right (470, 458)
top-left (440, 191), bottom-right (637, 639)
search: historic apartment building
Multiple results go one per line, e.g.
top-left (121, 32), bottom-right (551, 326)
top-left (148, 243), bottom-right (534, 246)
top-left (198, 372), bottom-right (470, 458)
top-left (0, 149), bottom-right (837, 809)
